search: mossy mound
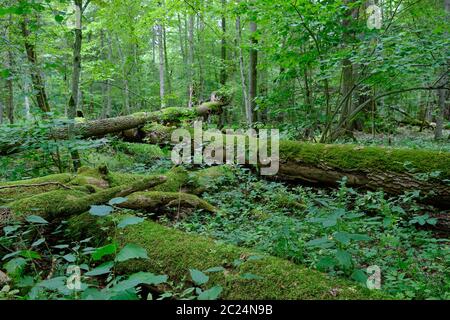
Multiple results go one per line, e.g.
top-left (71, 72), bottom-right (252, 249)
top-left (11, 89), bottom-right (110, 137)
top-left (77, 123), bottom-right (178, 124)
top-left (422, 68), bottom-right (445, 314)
top-left (115, 142), bottom-right (166, 162)
top-left (118, 220), bottom-right (388, 300)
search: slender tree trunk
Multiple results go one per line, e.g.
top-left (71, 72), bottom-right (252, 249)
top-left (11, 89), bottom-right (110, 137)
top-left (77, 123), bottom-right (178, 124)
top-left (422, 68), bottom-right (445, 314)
top-left (158, 23), bottom-right (166, 109)
top-left (0, 98), bottom-right (3, 124)
top-left (340, 0), bottom-right (356, 134)
top-left (187, 14), bottom-right (195, 108)
top-left (219, 0), bottom-right (228, 127)
top-left (115, 35), bottom-right (130, 114)
top-left (24, 81), bottom-right (31, 120)
top-left (435, 0), bottom-right (449, 139)
top-left (68, 0), bottom-right (83, 171)
top-left (163, 26), bottom-right (172, 95)
top-left (248, 21), bottom-right (258, 125)
top-left (21, 18), bottom-right (50, 114)
top-left (6, 23), bottom-right (14, 124)
top-left (236, 15), bottom-right (250, 124)
top-left (177, 13), bottom-right (187, 64)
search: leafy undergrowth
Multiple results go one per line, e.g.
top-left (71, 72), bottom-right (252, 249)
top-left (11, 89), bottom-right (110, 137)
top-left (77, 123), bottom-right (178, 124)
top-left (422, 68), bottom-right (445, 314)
top-left (172, 167), bottom-right (450, 300)
top-left (0, 201), bottom-right (228, 300)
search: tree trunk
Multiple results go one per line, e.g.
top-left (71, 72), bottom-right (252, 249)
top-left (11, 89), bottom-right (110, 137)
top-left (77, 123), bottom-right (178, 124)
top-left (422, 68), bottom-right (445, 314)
top-left (236, 15), bottom-right (250, 125)
top-left (158, 23), bottom-right (166, 109)
top-left (435, 0), bottom-right (449, 139)
top-left (20, 18), bottom-right (51, 113)
top-left (68, 0), bottom-right (83, 171)
top-left (219, 0), bottom-right (228, 127)
top-left (187, 14), bottom-right (195, 108)
top-left (248, 21), bottom-right (258, 125)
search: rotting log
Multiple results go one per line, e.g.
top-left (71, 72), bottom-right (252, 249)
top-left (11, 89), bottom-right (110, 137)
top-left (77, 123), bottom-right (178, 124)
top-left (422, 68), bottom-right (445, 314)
top-left (127, 129), bottom-right (450, 205)
top-left (114, 220), bottom-right (388, 300)
top-left (3, 175), bottom-right (166, 222)
top-left (277, 141), bottom-right (450, 206)
top-left (118, 191), bottom-right (217, 215)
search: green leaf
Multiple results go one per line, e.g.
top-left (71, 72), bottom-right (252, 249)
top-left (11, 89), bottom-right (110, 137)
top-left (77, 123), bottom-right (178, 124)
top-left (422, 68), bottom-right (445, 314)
top-left (117, 216), bottom-right (144, 229)
top-left (25, 215), bottom-right (49, 224)
top-left (36, 276), bottom-right (66, 290)
top-left (349, 234), bottom-right (372, 242)
top-left (197, 286), bottom-right (223, 300)
top-left (91, 243), bottom-right (117, 261)
top-left (316, 256), bottom-right (336, 270)
top-left (89, 205), bottom-right (113, 217)
top-left (4, 257), bottom-right (27, 276)
top-left (85, 261), bottom-right (114, 276)
top-left (115, 244), bottom-right (148, 262)
top-left (189, 269), bottom-right (209, 285)
top-left (305, 237), bottom-right (334, 248)
top-left (31, 238), bottom-right (46, 247)
top-left (112, 272), bottom-right (167, 292)
top-left (334, 232), bottom-right (351, 245)
top-left (335, 250), bottom-right (353, 269)
top-left (63, 254), bottom-right (76, 263)
top-left (109, 197), bottom-right (128, 205)
top-left (351, 269), bottom-right (368, 284)
top-left (19, 250), bottom-right (41, 260)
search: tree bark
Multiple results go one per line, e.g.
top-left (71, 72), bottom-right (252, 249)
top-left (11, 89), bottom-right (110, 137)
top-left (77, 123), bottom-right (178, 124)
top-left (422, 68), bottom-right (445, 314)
top-left (248, 21), bottom-right (258, 125)
top-left (158, 23), bottom-right (166, 109)
top-left (20, 18), bottom-right (51, 113)
top-left (236, 15), bottom-right (250, 124)
top-left (68, 0), bottom-right (84, 171)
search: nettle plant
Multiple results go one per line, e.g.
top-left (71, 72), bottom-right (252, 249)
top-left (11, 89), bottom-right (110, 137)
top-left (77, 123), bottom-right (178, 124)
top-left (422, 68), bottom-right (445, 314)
top-left (0, 198), bottom-right (228, 300)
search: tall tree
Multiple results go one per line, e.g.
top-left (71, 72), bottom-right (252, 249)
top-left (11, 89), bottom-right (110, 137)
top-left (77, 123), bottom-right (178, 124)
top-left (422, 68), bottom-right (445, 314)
top-left (435, 0), bottom-right (450, 140)
top-left (68, 0), bottom-right (85, 171)
top-left (158, 23), bottom-right (166, 109)
top-left (248, 20), bottom-right (258, 125)
top-left (21, 17), bottom-right (50, 113)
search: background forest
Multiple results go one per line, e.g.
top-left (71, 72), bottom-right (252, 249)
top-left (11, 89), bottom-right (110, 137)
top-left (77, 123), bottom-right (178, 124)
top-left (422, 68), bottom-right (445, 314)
top-left (0, 0), bottom-right (449, 301)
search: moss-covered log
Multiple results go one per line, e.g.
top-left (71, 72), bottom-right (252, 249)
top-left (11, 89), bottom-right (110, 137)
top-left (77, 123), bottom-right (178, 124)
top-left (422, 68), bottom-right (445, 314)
top-left (116, 220), bottom-right (387, 300)
top-left (277, 142), bottom-right (450, 206)
top-left (4, 175), bottom-right (166, 222)
top-left (134, 129), bottom-right (450, 204)
top-left (118, 191), bottom-right (217, 215)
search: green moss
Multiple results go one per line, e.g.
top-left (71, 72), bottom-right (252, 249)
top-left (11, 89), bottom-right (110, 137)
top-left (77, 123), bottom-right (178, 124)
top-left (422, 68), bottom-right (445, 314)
top-left (280, 141), bottom-right (450, 178)
top-left (121, 191), bottom-right (216, 213)
top-left (0, 173), bottom-right (73, 204)
top-left (8, 189), bottom-right (89, 219)
top-left (70, 166), bottom-right (110, 189)
top-left (115, 142), bottom-right (166, 162)
top-left (118, 220), bottom-right (388, 300)
top-left (152, 167), bottom-right (190, 192)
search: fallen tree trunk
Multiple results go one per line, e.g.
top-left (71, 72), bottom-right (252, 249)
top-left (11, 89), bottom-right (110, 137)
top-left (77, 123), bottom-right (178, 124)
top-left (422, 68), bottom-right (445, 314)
top-left (118, 191), bottom-right (217, 216)
top-left (277, 141), bottom-right (450, 206)
top-left (113, 219), bottom-right (387, 300)
top-left (3, 175), bottom-right (166, 222)
top-left (121, 128), bottom-right (450, 205)
top-left (0, 92), bottom-right (230, 156)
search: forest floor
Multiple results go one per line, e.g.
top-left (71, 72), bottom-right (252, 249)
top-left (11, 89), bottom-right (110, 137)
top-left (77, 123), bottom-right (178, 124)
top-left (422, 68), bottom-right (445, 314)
top-left (1, 127), bottom-right (449, 300)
